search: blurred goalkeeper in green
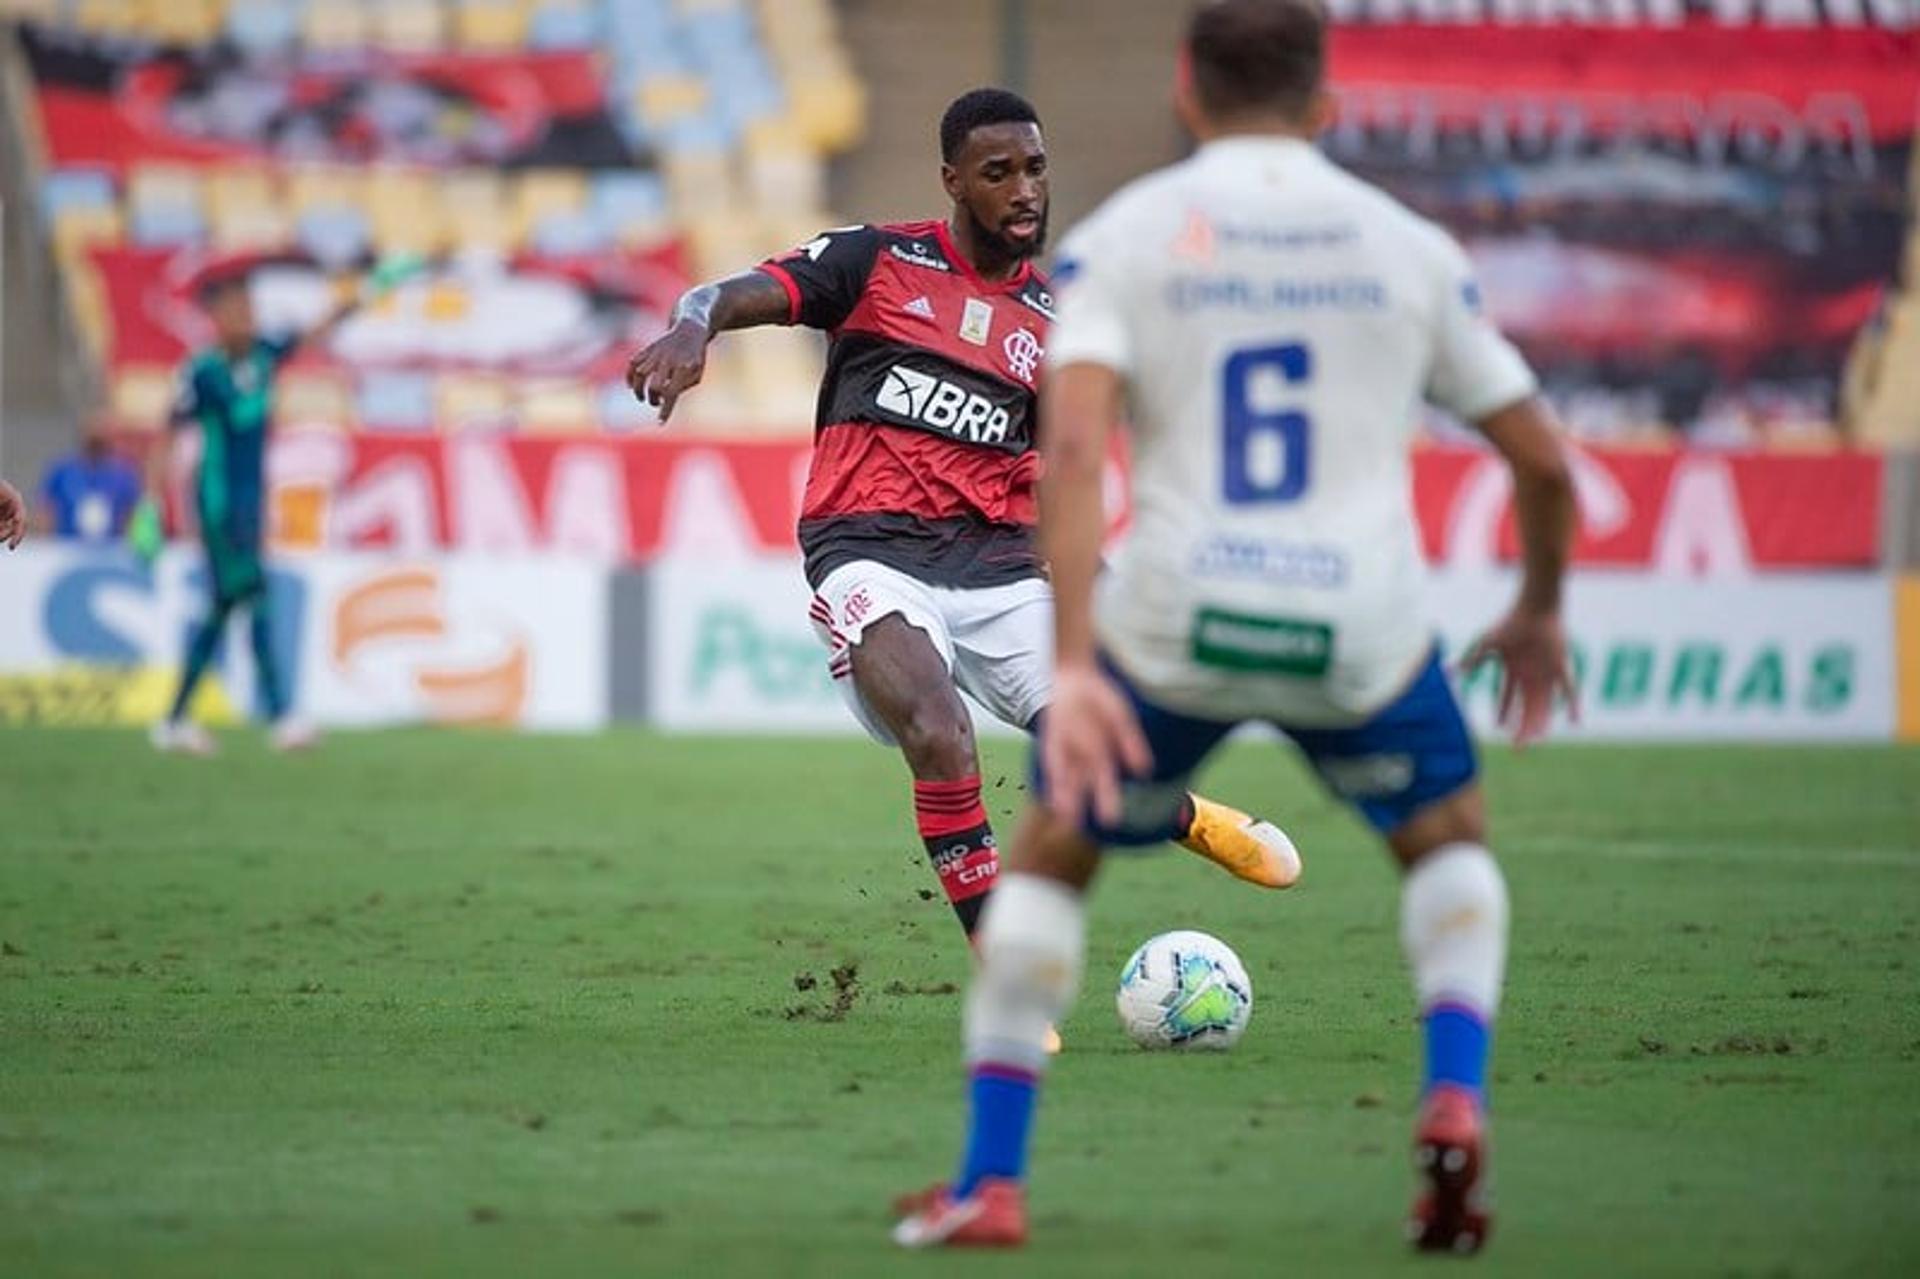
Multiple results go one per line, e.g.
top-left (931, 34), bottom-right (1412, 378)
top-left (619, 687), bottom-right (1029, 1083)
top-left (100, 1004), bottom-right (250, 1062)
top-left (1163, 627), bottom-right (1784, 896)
top-left (149, 258), bottom-right (415, 755)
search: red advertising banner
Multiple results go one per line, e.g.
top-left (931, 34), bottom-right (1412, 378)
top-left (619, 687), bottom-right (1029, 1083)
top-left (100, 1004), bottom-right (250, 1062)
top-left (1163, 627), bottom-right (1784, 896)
top-left (156, 432), bottom-right (1880, 573)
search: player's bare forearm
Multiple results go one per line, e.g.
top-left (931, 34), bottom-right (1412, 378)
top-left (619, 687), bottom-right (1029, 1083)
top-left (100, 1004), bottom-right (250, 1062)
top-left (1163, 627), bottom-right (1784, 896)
top-left (674, 271), bottom-right (792, 336)
top-left (627, 272), bottom-right (791, 421)
top-left (1039, 362), bottom-right (1120, 670)
top-left (1478, 396), bottom-right (1574, 614)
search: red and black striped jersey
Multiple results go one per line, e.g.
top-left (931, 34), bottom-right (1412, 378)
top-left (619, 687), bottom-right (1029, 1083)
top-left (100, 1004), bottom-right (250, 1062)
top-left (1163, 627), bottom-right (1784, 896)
top-left (757, 219), bottom-right (1055, 589)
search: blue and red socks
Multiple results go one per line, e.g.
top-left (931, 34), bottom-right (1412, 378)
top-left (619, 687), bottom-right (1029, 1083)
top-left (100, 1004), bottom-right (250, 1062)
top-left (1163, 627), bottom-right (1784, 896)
top-left (1400, 843), bottom-right (1509, 1109)
top-left (914, 776), bottom-right (999, 937)
top-left (954, 1064), bottom-right (1038, 1198)
top-left (1423, 1002), bottom-right (1490, 1103)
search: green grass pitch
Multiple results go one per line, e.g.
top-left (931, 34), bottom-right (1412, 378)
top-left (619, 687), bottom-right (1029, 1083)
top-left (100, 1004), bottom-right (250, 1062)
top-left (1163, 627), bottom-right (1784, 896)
top-left (2, 728), bottom-right (1916, 1277)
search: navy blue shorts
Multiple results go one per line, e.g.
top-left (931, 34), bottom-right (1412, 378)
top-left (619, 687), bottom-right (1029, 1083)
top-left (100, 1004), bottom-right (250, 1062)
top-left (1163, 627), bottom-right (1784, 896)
top-left (1031, 647), bottom-right (1478, 847)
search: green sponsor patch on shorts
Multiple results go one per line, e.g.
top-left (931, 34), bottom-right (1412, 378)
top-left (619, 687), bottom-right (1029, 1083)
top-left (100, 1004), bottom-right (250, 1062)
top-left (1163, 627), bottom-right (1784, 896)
top-left (1190, 607), bottom-right (1333, 677)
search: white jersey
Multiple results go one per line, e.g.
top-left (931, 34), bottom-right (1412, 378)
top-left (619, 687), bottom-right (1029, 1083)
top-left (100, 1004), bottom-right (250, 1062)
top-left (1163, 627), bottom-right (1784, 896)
top-left (1048, 136), bottom-right (1537, 725)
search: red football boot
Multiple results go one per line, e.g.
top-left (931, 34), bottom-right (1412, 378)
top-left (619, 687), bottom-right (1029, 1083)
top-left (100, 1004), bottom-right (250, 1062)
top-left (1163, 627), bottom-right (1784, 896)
top-left (1410, 1084), bottom-right (1492, 1254)
top-left (891, 1177), bottom-right (1027, 1249)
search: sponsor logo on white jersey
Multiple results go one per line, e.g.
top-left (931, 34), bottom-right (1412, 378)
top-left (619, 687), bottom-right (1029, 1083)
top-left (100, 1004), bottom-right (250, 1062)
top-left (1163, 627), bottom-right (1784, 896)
top-left (1003, 328), bottom-right (1043, 384)
top-left (876, 364), bottom-right (1013, 444)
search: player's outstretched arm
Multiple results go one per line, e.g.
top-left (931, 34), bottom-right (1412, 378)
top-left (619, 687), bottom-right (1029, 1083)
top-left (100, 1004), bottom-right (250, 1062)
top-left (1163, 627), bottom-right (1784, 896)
top-left (0, 478), bottom-right (26, 549)
top-left (1038, 362), bottom-right (1151, 826)
top-left (626, 271), bottom-right (793, 423)
top-left (1461, 396), bottom-right (1578, 746)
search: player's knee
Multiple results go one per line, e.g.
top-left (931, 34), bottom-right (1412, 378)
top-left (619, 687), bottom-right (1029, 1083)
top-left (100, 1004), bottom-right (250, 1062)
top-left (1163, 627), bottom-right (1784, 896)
top-left (1388, 785), bottom-right (1487, 868)
top-left (897, 697), bottom-right (976, 778)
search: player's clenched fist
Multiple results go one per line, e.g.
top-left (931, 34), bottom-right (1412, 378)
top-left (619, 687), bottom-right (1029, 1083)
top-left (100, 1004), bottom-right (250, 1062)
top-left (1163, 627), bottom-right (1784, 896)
top-left (0, 478), bottom-right (26, 550)
top-left (626, 319), bottom-right (711, 424)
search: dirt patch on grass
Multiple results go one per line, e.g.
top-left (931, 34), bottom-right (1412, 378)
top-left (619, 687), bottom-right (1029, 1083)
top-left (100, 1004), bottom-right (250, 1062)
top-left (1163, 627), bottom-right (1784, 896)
top-left (785, 963), bottom-right (860, 1021)
top-left (882, 980), bottom-right (958, 996)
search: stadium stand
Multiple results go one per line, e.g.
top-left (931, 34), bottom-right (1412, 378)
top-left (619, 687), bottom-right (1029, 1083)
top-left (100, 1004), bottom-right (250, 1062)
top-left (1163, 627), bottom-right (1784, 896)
top-left (0, 0), bottom-right (865, 437)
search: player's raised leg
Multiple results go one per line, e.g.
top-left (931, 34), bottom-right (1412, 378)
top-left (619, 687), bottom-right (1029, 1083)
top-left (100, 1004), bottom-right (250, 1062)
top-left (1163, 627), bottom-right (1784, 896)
top-left (955, 585), bottom-right (1300, 891)
top-left (1175, 791), bottom-right (1302, 889)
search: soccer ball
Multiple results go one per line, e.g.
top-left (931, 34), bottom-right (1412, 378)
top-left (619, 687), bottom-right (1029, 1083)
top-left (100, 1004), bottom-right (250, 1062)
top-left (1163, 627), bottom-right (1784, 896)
top-left (1115, 930), bottom-right (1253, 1051)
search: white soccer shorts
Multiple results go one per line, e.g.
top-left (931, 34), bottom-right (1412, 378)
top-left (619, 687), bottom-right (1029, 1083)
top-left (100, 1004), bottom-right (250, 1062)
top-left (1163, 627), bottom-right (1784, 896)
top-left (807, 559), bottom-right (1053, 745)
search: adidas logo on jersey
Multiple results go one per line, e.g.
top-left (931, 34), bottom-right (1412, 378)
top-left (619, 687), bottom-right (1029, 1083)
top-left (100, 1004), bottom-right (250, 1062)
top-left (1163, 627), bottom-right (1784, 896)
top-left (903, 295), bottom-right (936, 319)
top-left (876, 365), bottom-right (1012, 444)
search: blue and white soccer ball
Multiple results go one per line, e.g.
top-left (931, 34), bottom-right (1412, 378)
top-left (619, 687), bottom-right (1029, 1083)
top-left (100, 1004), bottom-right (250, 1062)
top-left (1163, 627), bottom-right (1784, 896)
top-left (1115, 930), bottom-right (1253, 1051)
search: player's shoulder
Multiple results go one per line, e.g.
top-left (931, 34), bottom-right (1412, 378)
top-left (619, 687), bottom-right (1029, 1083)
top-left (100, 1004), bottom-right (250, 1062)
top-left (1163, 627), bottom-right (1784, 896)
top-left (1326, 166), bottom-right (1467, 269)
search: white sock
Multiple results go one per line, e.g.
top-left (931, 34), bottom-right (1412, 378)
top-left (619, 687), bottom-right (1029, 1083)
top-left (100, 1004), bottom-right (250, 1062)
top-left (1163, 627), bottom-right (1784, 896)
top-left (1399, 842), bottom-right (1509, 1017)
top-left (964, 873), bottom-right (1085, 1074)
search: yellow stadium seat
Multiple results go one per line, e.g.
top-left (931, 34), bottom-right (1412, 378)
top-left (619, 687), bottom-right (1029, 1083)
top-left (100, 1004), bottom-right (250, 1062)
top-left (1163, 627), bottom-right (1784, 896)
top-left (445, 204), bottom-right (520, 254)
top-left (52, 206), bottom-right (124, 262)
top-left (111, 365), bottom-right (177, 430)
top-left (635, 76), bottom-right (710, 127)
top-left (363, 168), bottom-right (450, 255)
top-left (511, 168), bottom-right (587, 237)
top-left (286, 166), bottom-right (368, 215)
top-left (440, 167), bottom-right (508, 215)
top-left (73, 0), bottom-right (140, 37)
top-left (435, 374), bottom-right (514, 431)
top-left (141, 0), bottom-right (221, 44)
top-left (302, 1), bottom-right (369, 51)
top-left (455, 0), bottom-right (529, 51)
top-left (789, 73), bottom-right (867, 153)
top-left (210, 202), bottom-right (292, 251)
top-left (206, 166), bottom-right (276, 214)
top-left (661, 150), bottom-right (737, 221)
top-left (373, 0), bottom-right (448, 52)
top-left (518, 379), bottom-right (597, 434)
top-left (128, 164), bottom-right (204, 214)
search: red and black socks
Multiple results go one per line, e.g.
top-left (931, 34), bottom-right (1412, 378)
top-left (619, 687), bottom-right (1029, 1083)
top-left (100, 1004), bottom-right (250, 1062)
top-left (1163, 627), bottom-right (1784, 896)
top-left (913, 776), bottom-right (999, 936)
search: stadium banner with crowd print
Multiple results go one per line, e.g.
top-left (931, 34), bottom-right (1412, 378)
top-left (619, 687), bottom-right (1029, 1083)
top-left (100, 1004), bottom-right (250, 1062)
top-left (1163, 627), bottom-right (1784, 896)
top-left (0, 545), bottom-right (607, 730)
top-left (122, 432), bottom-right (1886, 573)
top-left (1325, 7), bottom-right (1918, 443)
top-left (639, 555), bottom-right (1902, 742)
top-left (93, 241), bottom-right (690, 428)
top-left (16, 26), bottom-right (637, 171)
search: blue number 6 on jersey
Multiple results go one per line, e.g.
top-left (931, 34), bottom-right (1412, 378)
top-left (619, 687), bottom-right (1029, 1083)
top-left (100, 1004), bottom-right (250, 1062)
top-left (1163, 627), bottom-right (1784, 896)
top-left (1221, 343), bottom-right (1311, 505)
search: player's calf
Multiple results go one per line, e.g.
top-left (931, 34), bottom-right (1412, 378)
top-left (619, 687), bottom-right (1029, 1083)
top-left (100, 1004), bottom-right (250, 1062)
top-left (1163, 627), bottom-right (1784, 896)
top-left (1398, 837), bottom-right (1508, 1255)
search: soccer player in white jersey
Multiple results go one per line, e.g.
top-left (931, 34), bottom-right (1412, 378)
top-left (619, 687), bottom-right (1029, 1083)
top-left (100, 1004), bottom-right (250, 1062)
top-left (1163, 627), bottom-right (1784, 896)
top-left (893, 0), bottom-right (1576, 1255)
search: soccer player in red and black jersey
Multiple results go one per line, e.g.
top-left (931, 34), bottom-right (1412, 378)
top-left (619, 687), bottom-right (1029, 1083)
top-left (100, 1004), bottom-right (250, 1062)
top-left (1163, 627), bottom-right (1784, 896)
top-left (627, 89), bottom-right (1298, 975)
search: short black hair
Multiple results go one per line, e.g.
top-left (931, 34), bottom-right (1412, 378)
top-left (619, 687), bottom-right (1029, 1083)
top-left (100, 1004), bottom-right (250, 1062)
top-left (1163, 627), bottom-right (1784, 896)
top-left (939, 87), bottom-right (1040, 164)
top-left (1186, 0), bottom-right (1326, 122)
top-left (195, 271), bottom-right (249, 306)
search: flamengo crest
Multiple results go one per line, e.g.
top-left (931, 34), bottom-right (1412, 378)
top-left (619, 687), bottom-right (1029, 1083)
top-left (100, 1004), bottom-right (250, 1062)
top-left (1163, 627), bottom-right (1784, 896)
top-left (1003, 328), bottom-right (1043, 384)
